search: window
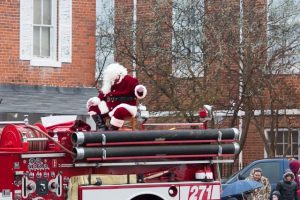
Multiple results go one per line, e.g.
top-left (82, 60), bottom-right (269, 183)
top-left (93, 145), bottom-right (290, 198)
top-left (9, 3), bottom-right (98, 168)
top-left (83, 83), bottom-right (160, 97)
top-left (266, 129), bottom-right (299, 158)
top-left (96, 0), bottom-right (115, 79)
top-left (20, 0), bottom-right (72, 67)
top-left (267, 0), bottom-right (300, 74)
top-left (172, 0), bottom-right (204, 78)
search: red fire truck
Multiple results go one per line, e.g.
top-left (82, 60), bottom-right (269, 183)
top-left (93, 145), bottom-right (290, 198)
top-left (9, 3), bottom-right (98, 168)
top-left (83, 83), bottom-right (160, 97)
top-left (0, 106), bottom-right (239, 200)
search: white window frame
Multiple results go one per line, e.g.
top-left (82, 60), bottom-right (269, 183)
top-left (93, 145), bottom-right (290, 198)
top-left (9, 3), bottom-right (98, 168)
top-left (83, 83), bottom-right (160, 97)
top-left (265, 128), bottom-right (299, 159)
top-left (20, 0), bottom-right (72, 67)
top-left (171, 0), bottom-right (204, 78)
top-left (267, 0), bottom-right (300, 74)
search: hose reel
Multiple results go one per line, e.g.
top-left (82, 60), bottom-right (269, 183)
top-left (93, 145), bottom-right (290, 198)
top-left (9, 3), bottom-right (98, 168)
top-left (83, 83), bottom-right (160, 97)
top-left (0, 124), bottom-right (48, 151)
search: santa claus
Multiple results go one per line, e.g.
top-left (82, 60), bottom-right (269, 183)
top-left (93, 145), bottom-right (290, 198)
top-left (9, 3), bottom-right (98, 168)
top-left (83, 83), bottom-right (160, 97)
top-left (86, 63), bottom-right (147, 130)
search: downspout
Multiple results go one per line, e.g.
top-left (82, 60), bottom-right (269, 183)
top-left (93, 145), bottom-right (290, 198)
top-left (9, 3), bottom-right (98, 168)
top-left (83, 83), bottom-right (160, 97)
top-left (238, 0), bottom-right (244, 170)
top-left (132, 0), bottom-right (137, 78)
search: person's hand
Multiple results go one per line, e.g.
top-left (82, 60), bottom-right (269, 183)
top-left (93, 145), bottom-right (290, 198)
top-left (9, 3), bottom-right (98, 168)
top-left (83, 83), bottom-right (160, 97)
top-left (135, 85), bottom-right (147, 99)
top-left (86, 97), bottom-right (100, 109)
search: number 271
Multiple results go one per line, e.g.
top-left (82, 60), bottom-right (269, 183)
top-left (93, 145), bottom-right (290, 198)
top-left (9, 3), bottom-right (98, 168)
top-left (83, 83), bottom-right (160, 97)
top-left (188, 185), bottom-right (212, 200)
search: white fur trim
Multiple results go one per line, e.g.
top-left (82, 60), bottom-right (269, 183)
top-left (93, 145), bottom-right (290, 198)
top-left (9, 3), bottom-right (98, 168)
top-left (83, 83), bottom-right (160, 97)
top-left (88, 111), bottom-right (97, 116)
top-left (99, 101), bottom-right (109, 114)
top-left (86, 97), bottom-right (100, 109)
top-left (135, 85), bottom-right (147, 99)
top-left (109, 103), bottom-right (138, 118)
top-left (110, 116), bottom-right (124, 127)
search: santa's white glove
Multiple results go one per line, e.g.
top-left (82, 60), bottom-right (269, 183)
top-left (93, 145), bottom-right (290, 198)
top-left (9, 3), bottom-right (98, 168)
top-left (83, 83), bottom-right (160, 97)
top-left (86, 97), bottom-right (101, 109)
top-left (135, 85), bottom-right (147, 99)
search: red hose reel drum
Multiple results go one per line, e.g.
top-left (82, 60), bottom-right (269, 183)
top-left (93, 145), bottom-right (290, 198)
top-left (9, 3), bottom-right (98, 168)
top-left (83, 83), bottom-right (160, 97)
top-left (0, 124), bottom-right (48, 151)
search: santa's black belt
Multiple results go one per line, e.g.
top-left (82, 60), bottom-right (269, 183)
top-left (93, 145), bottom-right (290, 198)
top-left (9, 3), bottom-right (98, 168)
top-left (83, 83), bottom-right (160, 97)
top-left (106, 96), bottom-right (136, 102)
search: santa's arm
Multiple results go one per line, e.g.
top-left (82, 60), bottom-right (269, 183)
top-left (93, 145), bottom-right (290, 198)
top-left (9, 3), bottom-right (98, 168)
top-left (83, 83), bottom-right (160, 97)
top-left (102, 76), bottom-right (147, 99)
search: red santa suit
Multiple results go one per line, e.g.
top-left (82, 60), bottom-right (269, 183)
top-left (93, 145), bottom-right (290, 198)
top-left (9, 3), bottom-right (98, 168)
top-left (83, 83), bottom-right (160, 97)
top-left (87, 63), bottom-right (147, 129)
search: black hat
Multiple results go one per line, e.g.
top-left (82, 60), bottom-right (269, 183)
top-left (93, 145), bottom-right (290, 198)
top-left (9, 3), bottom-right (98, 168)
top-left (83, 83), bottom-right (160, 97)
top-left (271, 190), bottom-right (281, 198)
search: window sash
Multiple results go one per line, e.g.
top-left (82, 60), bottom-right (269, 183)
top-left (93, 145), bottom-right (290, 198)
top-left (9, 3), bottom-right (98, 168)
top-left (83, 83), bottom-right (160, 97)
top-left (33, 0), bottom-right (55, 59)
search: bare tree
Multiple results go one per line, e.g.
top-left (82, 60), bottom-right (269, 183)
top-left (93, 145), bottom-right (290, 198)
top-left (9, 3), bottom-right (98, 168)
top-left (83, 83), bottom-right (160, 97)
top-left (95, 0), bottom-right (300, 160)
top-left (245, 0), bottom-right (300, 158)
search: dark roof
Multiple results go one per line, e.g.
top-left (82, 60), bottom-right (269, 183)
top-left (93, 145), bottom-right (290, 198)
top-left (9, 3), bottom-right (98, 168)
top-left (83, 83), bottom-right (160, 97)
top-left (0, 84), bottom-right (98, 115)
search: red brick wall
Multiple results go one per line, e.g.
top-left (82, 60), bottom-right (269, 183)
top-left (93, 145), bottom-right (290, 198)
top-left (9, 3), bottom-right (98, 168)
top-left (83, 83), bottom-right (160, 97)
top-left (243, 124), bottom-right (266, 163)
top-left (0, 0), bottom-right (96, 87)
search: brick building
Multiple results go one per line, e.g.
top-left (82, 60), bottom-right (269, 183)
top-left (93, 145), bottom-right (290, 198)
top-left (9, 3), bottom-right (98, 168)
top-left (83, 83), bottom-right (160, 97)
top-left (0, 0), bottom-right (299, 172)
top-left (0, 0), bottom-right (97, 124)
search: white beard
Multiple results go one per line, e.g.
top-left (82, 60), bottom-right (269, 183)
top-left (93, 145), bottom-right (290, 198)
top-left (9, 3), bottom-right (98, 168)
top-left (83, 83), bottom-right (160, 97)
top-left (101, 75), bottom-right (125, 95)
top-left (101, 77), bottom-right (113, 95)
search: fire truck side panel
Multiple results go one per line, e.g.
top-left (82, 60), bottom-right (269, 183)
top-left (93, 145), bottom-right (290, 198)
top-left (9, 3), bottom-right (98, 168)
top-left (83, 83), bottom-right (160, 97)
top-left (79, 182), bottom-right (221, 200)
